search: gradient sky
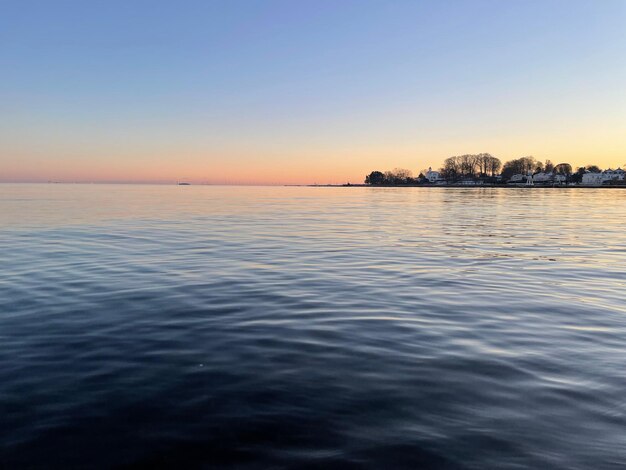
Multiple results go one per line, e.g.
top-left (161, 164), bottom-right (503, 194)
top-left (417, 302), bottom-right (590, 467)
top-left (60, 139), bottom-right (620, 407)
top-left (1, 0), bottom-right (625, 184)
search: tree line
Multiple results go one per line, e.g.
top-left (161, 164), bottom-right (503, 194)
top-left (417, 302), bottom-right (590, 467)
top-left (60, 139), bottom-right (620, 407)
top-left (365, 168), bottom-right (416, 185)
top-left (440, 153), bottom-right (502, 180)
top-left (365, 153), bottom-right (611, 185)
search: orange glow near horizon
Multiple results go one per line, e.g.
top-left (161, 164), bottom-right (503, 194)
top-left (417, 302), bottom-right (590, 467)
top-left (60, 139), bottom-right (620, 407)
top-left (4, 139), bottom-right (626, 185)
top-left (2, 1), bottom-right (625, 185)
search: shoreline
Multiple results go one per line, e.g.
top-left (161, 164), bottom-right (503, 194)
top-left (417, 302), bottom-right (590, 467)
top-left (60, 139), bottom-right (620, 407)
top-left (297, 184), bottom-right (626, 189)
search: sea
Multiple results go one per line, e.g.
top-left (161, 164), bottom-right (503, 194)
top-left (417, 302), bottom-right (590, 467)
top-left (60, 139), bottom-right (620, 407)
top-left (1, 184), bottom-right (625, 469)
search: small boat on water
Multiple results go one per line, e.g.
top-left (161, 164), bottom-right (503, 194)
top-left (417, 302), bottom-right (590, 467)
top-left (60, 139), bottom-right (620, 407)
top-left (178, 182), bottom-right (191, 185)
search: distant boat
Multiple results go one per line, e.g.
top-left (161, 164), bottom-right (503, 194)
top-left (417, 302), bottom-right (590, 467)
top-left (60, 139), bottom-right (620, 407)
top-left (178, 182), bottom-right (191, 186)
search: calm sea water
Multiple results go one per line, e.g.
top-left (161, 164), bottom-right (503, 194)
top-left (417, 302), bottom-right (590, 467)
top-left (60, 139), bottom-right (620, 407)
top-left (1, 184), bottom-right (625, 469)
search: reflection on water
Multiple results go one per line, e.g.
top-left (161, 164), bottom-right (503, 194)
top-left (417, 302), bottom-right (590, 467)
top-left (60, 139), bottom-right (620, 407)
top-left (1, 184), bottom-right (625, 468)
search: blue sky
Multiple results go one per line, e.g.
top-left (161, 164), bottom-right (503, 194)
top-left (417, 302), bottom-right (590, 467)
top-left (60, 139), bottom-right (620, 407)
top-left (1, 0), bottom-right (625, 183)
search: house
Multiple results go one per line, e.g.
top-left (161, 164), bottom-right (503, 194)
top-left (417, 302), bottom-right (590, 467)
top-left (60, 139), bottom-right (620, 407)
top-left (604, 168), bottom-right (625, 181)
top-left (532, 172), bottom-right (551, 183)
top-left (532, 172), bottom-right (566, 184)
top-left (582, 168), bottom-right (625, 186)
top-left (508, 174), bottom-right (526, 183)
top-left (425, 167), bottom-right (442, 183)
top-left (582, 172), bottom-right (604, 185)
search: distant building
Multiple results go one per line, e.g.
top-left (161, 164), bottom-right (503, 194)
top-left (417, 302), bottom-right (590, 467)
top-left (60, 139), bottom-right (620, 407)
top-left (582, 168), bottom-right (625, 186)
top-left (532, 172), bottom-right (552, 183)
top-left (533, 172), bottom-right (566, 184)
top-left (582, 172), bottom-right (603, 185)
top-left (508, 174), bottom-right (526, 183)
top-left (425, 167), bottom-right (442, 183)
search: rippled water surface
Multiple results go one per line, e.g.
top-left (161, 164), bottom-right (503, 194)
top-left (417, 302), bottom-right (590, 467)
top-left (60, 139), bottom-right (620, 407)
top-left (1, 184), bottom-right (625, 469)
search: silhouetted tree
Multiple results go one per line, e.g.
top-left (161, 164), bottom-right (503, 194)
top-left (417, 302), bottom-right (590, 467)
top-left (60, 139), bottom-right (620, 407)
top-left (571, 167), bottom-right (587, 184)
top-left (391, 168), bottom-right (413, 183)
top-left (487, 155), bottom-right (502, 176)
top-left (440, 153), bottom-right (500, 182)
top-left (554, 163), bottom-right (572, 185)
top-left (585, 165), bottom-right (601, 173)
top-left (441, 156), bottom-right (461, 181)
top-left (475, 153), bottom-right (501, 176)
top-left (366, 168), bottom-right (415, 185)
top-left (555, 163), bottom-right (572, 175)
top-left (365, 171), bottom-right (385, 185)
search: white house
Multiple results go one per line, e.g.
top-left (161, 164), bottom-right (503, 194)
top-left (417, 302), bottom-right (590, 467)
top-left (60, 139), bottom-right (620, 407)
top-left (532, 172), bottom-right (552, 183)
top-left (534, 172), bottom-right (567, 184)
top-left (582, 172), bottom-right (605, 185)
top-left (425, 167), bottom-right (442, 183)
top-left (582, 169), bottom-right (625, 186)
top-left (508, 174), bottom-right (526, 183)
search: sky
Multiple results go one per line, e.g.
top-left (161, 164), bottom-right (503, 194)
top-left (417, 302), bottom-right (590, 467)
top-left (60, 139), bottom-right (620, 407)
top-left (1, 0), bottom-right (625, 184)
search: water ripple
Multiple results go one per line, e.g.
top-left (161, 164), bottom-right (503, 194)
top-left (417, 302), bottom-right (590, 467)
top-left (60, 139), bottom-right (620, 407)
top-left (1, 184), bottom-right (625, 468)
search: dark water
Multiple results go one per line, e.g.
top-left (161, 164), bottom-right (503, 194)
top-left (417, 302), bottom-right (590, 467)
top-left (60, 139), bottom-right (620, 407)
top-left (1, 184), bottom-right (625, 469)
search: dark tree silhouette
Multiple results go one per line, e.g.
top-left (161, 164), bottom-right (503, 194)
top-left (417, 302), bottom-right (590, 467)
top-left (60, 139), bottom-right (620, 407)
top-left (553, 163), bottom-right (573, 185)
top-left (571, 166), bottom-right (587, 184)
top-left (389, 168), bottom-right (413, 184)
top-left (365, 169), bottom-right (414, 185)
top-left (439, 153), bottom-right (501, 182)
top-left (554, 163), bottom-right (572, 175)
top-left (365, 171), bottom-right (385, 185)
top-left (501, 156), bottom-right (541, 180)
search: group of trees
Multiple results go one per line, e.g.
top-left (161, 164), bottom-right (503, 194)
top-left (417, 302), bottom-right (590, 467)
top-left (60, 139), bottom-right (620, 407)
top-left (365, 168), bottom-right (415, 185)
top-left (500, 156), bottom-right (543, 180)
top-left (500, 157), bottom-right (577, 180)
top-left (440, 153), bottom-right (502, 181)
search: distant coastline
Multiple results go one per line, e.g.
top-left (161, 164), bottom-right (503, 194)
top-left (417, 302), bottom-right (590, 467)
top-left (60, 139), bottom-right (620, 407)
top-left (357, 154), bottom-right (625, 188)
top-left (300, 184), bottom-right (626, 189)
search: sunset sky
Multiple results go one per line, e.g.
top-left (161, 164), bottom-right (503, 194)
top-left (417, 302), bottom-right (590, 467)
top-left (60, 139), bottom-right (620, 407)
top-left (2, 0), bottom-right (625, 184)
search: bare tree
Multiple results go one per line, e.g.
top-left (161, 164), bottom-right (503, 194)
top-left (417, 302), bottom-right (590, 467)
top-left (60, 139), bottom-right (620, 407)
top-left (476, 153), bottom-right (501, 176)
top-left (440, 153), bottom-right (501, 181)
